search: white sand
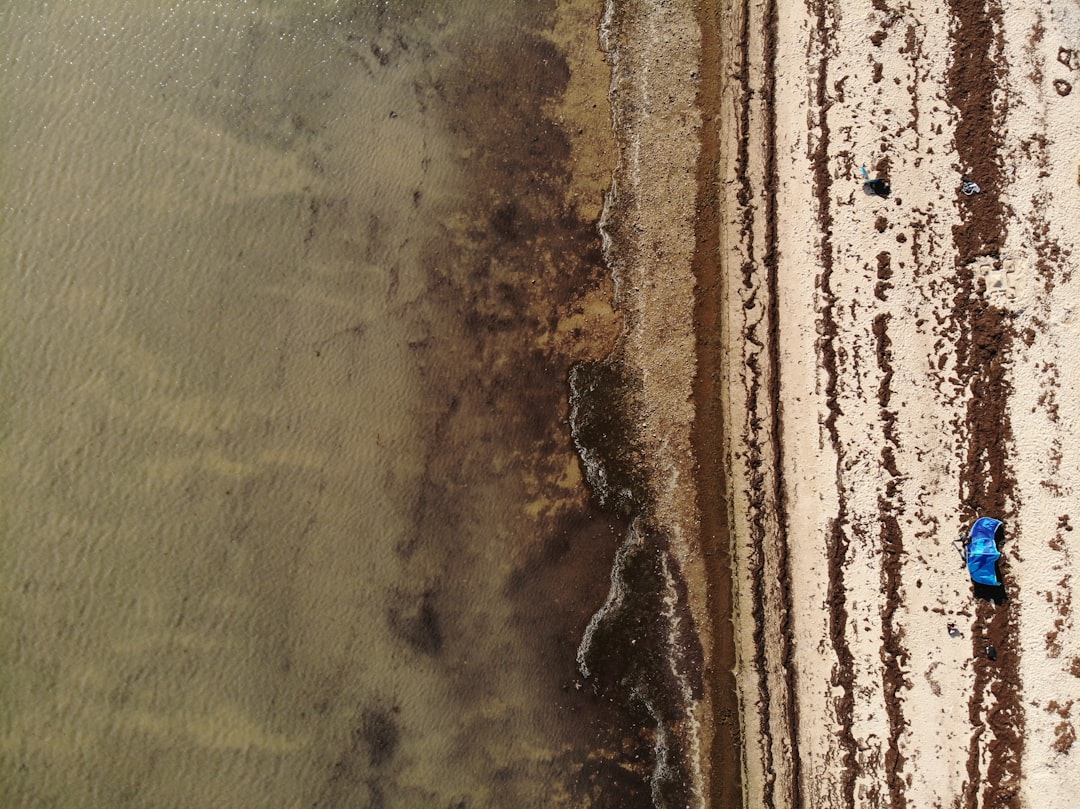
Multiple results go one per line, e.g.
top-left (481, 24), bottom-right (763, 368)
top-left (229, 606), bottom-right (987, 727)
top-left (716, 0), bottom-right (1080, 806)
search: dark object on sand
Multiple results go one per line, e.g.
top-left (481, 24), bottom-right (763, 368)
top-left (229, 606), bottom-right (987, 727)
top-left (961, 175), bottom-right (982, 195)
top-left (986, 644), bottom-right (998, 661)
top-left (947, 622), bottom-right (962, 638)
top-left (864, 178), bottom-right (891, 198)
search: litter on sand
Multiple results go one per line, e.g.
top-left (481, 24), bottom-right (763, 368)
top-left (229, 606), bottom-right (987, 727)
top-left (864, 178), bottom-right (891, 198)
top-left (965, 517), bottom-right (1003, 586)
top-left (961, 175), bottom-right (981, 195)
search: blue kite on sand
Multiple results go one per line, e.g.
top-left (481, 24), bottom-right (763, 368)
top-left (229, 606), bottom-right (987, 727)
top-left (965, 517), bottom-right (1003, 586)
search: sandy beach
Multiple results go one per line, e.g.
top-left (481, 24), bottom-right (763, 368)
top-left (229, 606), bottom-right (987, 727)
top-left (600, 0), bottom-right (1080, 806)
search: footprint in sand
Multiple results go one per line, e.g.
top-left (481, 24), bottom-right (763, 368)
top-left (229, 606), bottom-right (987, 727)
top-left (973, 254), bottom-right (1028, 312)
top-left (925, 660), bottom-right (943, 697)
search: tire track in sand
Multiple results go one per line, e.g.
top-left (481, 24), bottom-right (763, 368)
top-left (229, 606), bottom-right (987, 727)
top-left (732, 0), bottom-right (776, 802)
top-left (807, 0), bottom-right (859, 804)
top-left (731, 0), bottom-right (802, 801)
top-left (760, 0), bottom-right (804, 803)
top-left (864, 6), bottom-right (918, 805)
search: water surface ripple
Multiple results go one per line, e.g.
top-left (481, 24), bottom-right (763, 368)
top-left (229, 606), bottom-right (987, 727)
top-left (0, 2), bottom-right (660, 806)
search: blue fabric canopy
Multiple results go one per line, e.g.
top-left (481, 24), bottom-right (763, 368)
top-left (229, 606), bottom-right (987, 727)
top-left (967, 517), bottom-right (1003, 586)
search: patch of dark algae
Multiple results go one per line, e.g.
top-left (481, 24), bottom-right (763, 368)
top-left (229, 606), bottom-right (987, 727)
top-left (568, 361), bottom-right (648, 517)
top-left (300, 3), bottom-right (678, 808)
top-left (570, 360), bottom-right (705, 809)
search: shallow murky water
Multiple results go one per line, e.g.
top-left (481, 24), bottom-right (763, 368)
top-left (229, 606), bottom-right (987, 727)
top-left (0, 2), bottom-right (660, 806)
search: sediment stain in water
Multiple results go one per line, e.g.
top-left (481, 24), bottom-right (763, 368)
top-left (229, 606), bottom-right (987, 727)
top-left (0, 1), bottom-right (657, 806)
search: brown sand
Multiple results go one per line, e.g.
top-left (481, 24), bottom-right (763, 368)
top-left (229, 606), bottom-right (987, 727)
top-left (601, 0), bottom-right (1080, 806)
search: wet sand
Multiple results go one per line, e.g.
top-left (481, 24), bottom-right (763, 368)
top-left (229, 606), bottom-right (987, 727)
top-left (575, 2), bottom-right (739, 806)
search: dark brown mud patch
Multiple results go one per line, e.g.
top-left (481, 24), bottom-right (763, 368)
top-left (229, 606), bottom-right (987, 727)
top-left (875, 251), bottom-right (893, 300)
